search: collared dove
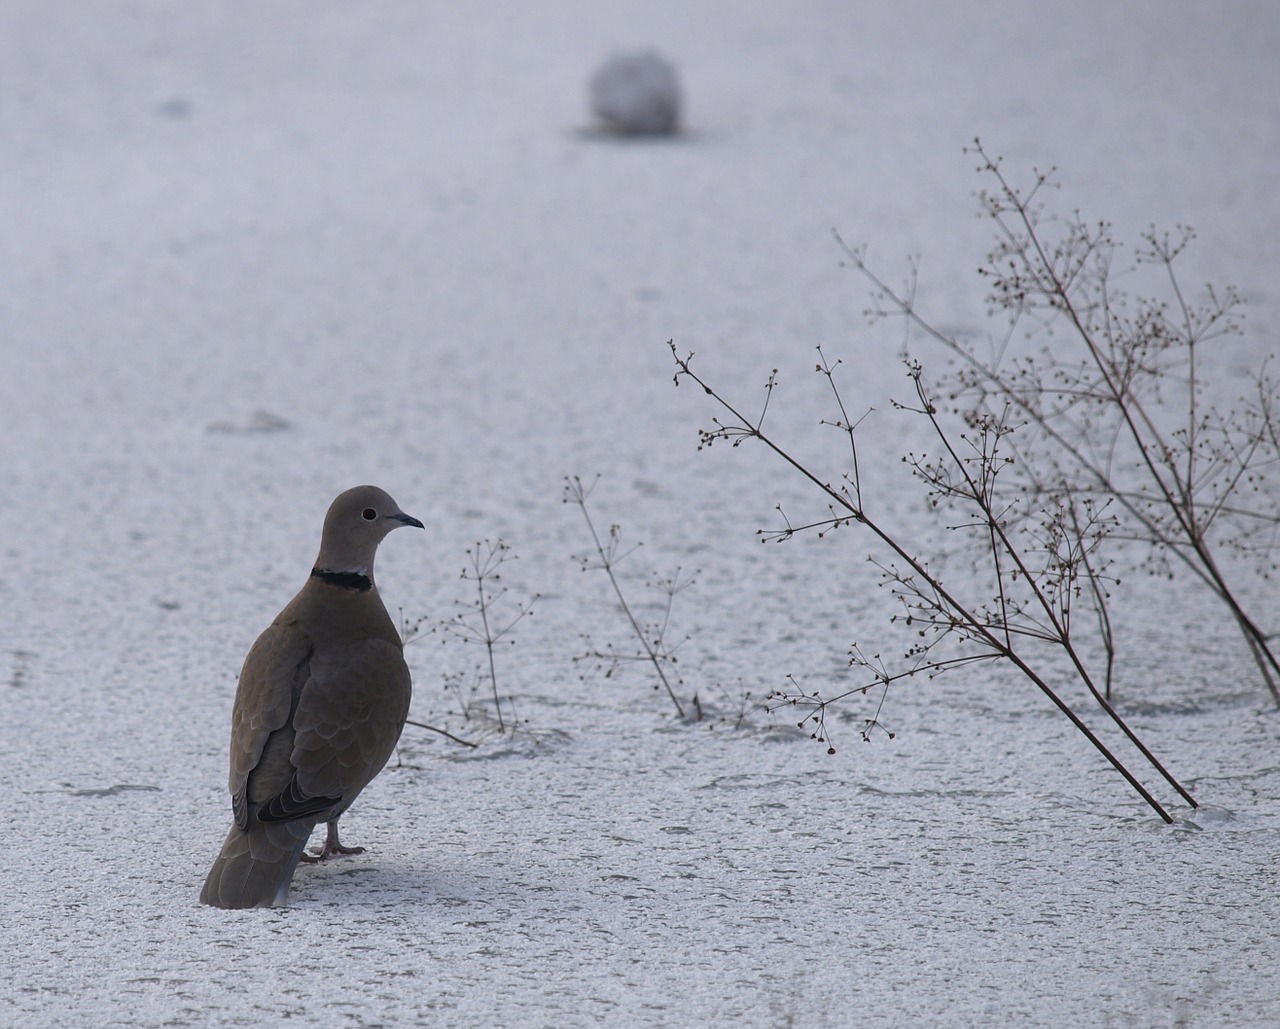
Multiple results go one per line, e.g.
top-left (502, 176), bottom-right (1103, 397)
top-left (200, 485), bottom-right (424, 909)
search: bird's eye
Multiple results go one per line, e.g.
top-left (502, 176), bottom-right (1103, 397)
top-left (362, 508), bottom-right (377, 521)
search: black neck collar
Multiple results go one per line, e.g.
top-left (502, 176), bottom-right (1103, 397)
top-left (310, 568), bottom-right (373, 592)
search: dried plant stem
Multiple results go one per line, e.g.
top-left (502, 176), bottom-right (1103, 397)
top-left (565, 475), bottom-right (687, 719)
top-left (836, 139), bottom-right (1280, 703)
top-left (404, 718), bottom-right (479, 749)
top-left (671, 342), bottom-right (1195, 822)
top-left (439, 540), bottom-right (539, 733)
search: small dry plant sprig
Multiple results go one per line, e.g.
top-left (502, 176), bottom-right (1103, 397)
top-left (398, 613), bottom-right (479, 750)
top-left (837, 139), bottom-right (1280, 703)
top-left (436, 539), bottom-right (539, 734)
top-left (774, 658), bottom-right (896, 756)
top-left (564, 475), bottom-right (694, 719)
top-left (671, 342), bottom-right (1197, 823)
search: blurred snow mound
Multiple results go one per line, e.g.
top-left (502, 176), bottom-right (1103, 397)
top-left (589, 50), bottom-right (682, 136)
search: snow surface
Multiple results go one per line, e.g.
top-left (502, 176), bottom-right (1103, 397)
top-left (3, 1), bottom-right (1280, 1026)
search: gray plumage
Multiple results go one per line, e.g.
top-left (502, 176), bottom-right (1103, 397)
top-left (200, 486), bottom-right (423, 909)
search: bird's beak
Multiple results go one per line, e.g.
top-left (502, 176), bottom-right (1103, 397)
top-left (390, 512), bottom-right (425, 530)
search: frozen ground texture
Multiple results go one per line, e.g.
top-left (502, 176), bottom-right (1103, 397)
top-left (3, 2), bottom-right (1280, 1026)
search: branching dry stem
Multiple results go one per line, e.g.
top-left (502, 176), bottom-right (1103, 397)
top-left (439, 539), bottom-right (539, 733)
top-left (565, 475), bottom-right (691, 719)
top-left (837, 139), bottom-right (1280, 703)
top-left (671, 340), bottom-right (1195, 822)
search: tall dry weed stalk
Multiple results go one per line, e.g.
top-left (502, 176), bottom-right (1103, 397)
top-left (839, 139), bottom-right (1280, 703)
top-left (436, 539), bottom-right (538, 733)
top-left (670, 340), bottom-right (1197, 822)
top-left (565, 475), bottom-right (694, 719)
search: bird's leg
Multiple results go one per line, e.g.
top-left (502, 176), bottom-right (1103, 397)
top-left (309, 818), bottom-right (365, 860)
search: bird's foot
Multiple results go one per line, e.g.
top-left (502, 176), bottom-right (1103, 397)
top-left (310, 840), bottom-right (365, 860)
top-left (307, 820), bottom-right (365, 861)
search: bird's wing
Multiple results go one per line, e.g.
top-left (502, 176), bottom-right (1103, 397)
top-left (228, 617), bottom-right (314, 828)
top-left (288, 639), bottom-right (413, 814)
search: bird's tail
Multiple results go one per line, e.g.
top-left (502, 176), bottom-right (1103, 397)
top-left (199, 819), bottom-right (315, 909)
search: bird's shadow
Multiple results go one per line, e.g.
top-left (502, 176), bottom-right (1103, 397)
top-left (290, 856), bottom-right (494, 914)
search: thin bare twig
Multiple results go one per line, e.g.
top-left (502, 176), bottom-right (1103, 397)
top-left (838, 140), bottom-right (1280, 703)
top-left (671, 341), bottom-right (1195, 821)
top-left (565, 475), bottom-right (690, 719)
top-left (439, 539), bottom-right (539, 733)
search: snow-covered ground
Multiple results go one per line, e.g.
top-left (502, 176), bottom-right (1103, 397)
top-left (3, 2), bottom-right (1279, 1026)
